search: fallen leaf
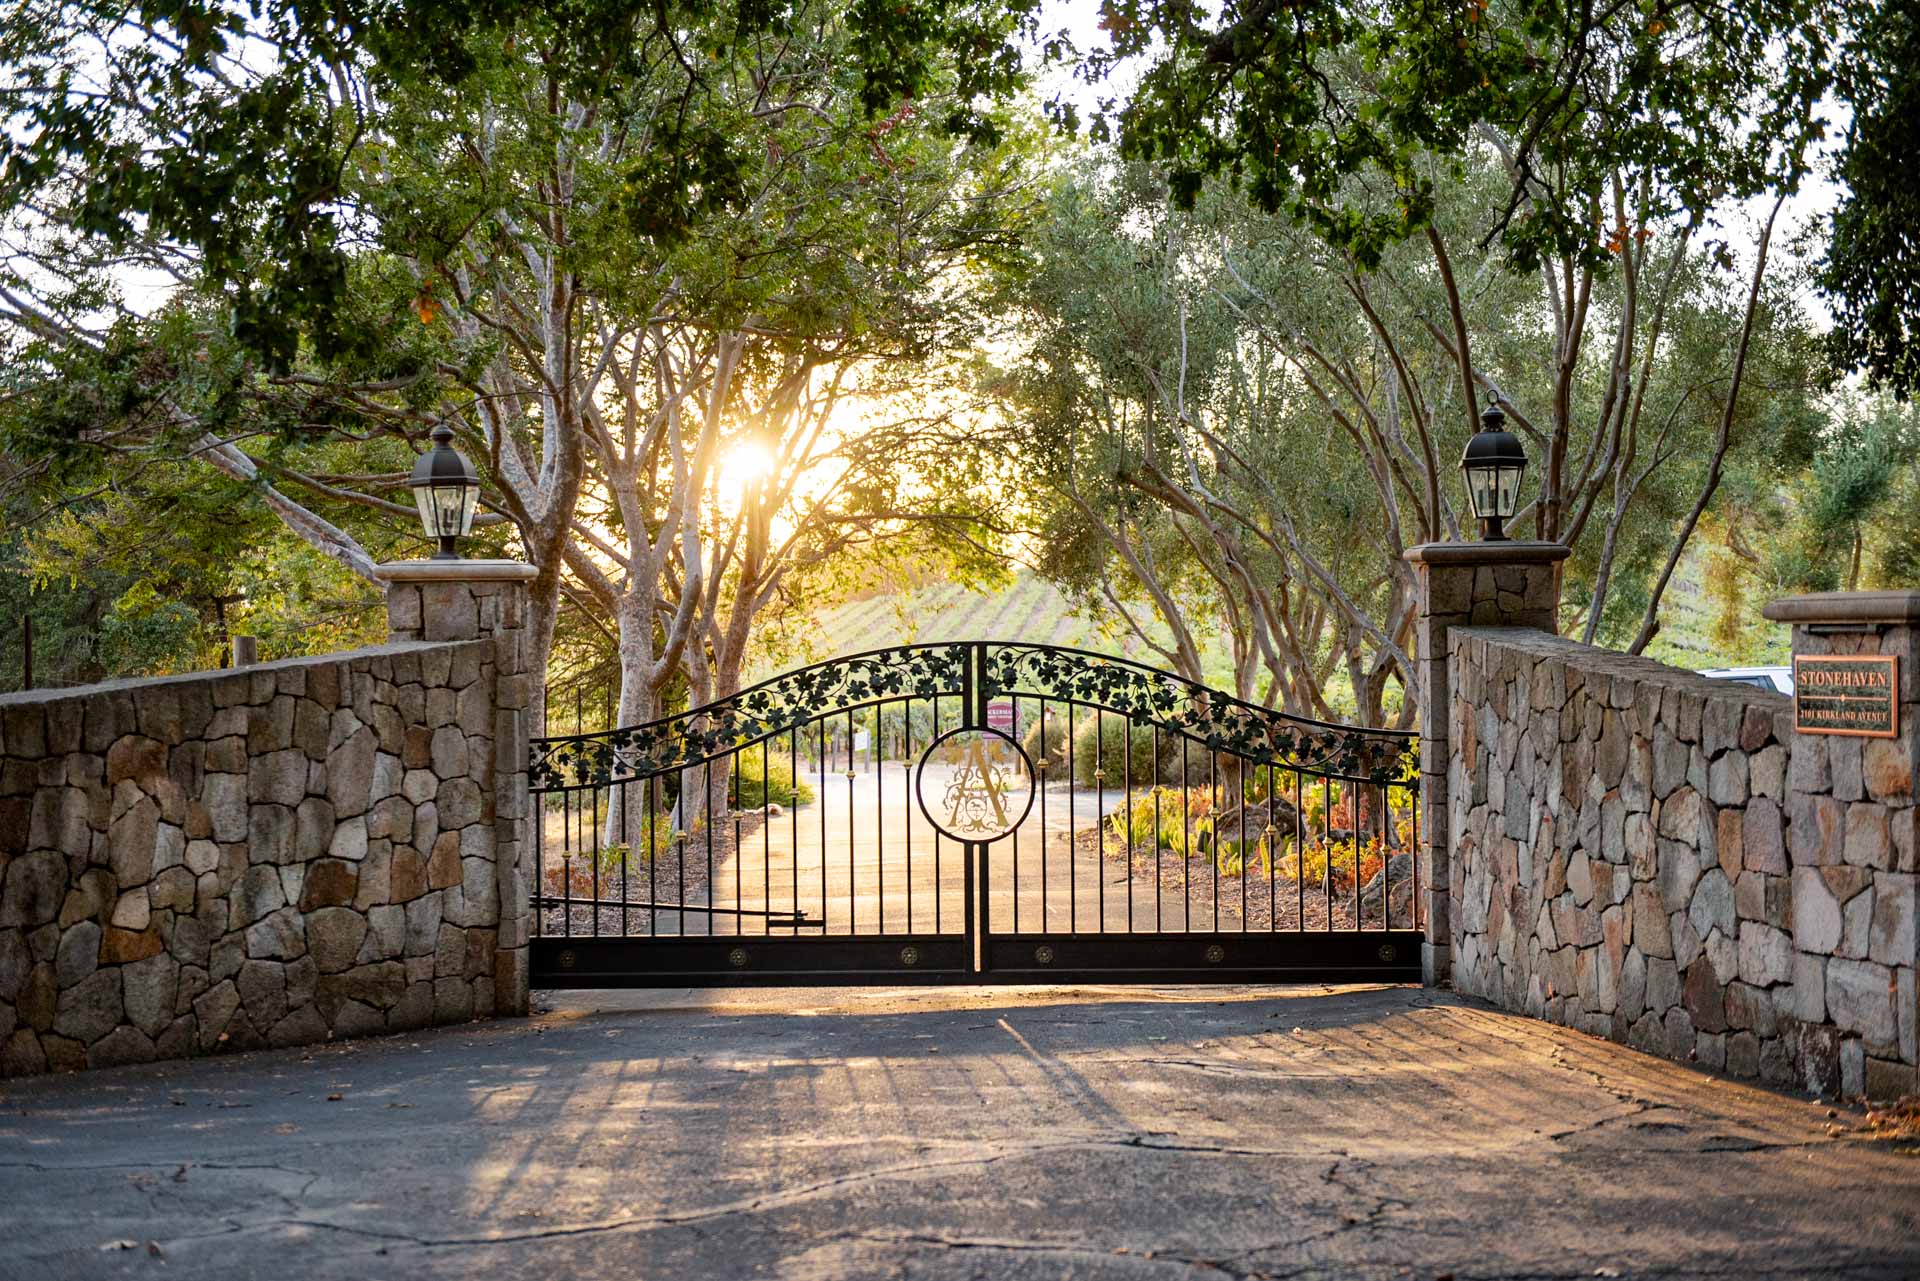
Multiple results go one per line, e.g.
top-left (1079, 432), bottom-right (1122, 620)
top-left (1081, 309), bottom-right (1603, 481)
top-left (326, 1093), bottom-right (343, 1102)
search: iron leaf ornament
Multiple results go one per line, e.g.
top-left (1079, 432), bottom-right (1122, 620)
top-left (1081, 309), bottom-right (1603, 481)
top-left (981, 644), bottom-right (1413, 785)
top-left (531, 644), bottom-right (970, 788)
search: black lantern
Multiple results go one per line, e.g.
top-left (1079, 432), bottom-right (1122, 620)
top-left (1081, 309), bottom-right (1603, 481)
top-left (1460, 401), bottom-right (1527, 541)
top-left (409, 424), bottom-right (481, 560)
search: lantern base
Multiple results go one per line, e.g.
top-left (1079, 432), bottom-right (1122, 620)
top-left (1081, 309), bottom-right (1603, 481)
top-left (431, 536), bottom-right (462, 561)
top-left (1476, 517), bottom-right (1509, 542)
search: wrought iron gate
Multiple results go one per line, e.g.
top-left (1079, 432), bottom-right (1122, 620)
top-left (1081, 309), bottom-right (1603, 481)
top-left (528, 644), bottom-right (1421, 986)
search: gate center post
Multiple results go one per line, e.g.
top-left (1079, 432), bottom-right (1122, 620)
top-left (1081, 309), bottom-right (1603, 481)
top-left (1404, 541), bottom-right (1567, 986)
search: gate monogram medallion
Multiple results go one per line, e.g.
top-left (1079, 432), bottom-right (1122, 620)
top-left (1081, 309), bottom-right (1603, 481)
top-left (915, 727), bottom-right (1036, 843)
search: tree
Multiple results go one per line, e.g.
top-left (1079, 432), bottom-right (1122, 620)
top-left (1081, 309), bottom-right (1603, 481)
top-left (995, 156), bottom-right (1825, 725)
top-left (1817, 2), bottom-right (1920, 396)
top-left (0, 0), bottom-right (1046, 369)
top-left (1, 0), bottom-right (1039, 735)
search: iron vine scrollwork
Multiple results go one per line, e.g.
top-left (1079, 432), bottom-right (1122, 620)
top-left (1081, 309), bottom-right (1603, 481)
top-left (980, 643), bottom-right (1413, 784)
top-left (529, 644), bottom-right (970, 789)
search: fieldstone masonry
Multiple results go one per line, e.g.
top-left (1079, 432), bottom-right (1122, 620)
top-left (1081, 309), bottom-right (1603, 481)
top-left (0, 559), bottom-right (536, 1076)
top-left (1405, 541), bottom-right (1567, 985)
top-left (1448, 617), bottom-right (1918, 1100)
top-left (1763, 591), bottom-right (1920, 1101)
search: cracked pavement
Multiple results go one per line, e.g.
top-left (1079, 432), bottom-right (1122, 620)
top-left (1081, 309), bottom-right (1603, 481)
top-left (1, 983), bottom-right (1915, 1280)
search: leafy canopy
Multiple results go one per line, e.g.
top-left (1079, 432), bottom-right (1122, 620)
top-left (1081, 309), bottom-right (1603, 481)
top-left (0, 0), bottom-right (1050, 368)
top-left (1071, 0), bottom-right (1834, 272)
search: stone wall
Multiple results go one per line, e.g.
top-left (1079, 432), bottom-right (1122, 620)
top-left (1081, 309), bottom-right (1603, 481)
top-left (0, 563), bottom-right (535, 1077)
top-left (1447, 626), bottom-right (1917, 1100)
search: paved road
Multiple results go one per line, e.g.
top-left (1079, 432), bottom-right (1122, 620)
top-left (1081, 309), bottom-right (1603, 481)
top-left (2, 984), bottom-right (1915, 1280)
top-left (713, 763), bottom-right (1164, 936)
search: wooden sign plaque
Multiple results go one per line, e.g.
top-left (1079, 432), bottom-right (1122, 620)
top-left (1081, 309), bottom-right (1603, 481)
top-left (1792, 654), bottom-right (1900, 738)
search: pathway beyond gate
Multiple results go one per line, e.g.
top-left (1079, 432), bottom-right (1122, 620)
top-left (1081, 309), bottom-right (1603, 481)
top-left (2, 984), bottom-right (1914, 1280)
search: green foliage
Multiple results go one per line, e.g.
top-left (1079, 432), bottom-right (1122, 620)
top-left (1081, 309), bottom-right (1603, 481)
top-left (1105, 785), bottom-right (1212, 856)
top-left (1020, 712), bottom-right (1070, 774)
top-left (1070, 712), bottom-right (1160, 788)
top-left (1818, 4), bottom-right (1920, 395)
top-left (0, 0), bottom-right (1047, 367)
top-left (734, 751), bottom-right (815, 809)
top-left (1081, 0), bottom-right (1833, 276)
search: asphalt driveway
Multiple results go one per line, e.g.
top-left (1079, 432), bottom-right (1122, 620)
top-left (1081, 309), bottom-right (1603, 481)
top-left (1, 984), bottom-right (1915, 1280)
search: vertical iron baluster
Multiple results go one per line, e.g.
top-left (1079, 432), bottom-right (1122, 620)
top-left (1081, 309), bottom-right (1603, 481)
top-left (1096, 707), bottom-right (1105, 935)
top-left (1038, 698), bottom-right (1047, 936)
top-left (933, 695), bottom-right (941, 934)
top-left (562, 786), bottom-right (573, 939)
top-left (534, 780), bottom-right (544, 939)
top-left (620, 779), bottom-right (629, 938)
top-left (1181, 729), bottom-right (1191, 933)
top-left (967, 644), bottom-right (982, 965)
top-left (818, 717), bottom-right (828, 931)
top-left (905, 699), bottom-right (913, 933)
top-left (1240, 757), bottom-right (1249, 935)
top-left (1322, 775), bottom-right (1333, 932)
top-left (1351, 777), bottom-right (1361, 932)
top-left (876, 703), bottom-right (883, 935)
top-left (763, 739), bottom-right (772, 936)
top-left (733, 751), bottom-right (743, 938)
top-left (791, 727), bottom-right (800, 931)
top-left (618, 775), bottom-right (625, 937)
top-left (846, 708), bottom-right (856, 937)
top-left (1267, 761), bottom-right (1276, 933)
top-left (1067, 700), bottom-right (1076, 935)
top-left (1124, 716), bottom-right (1133, 935)
top-left (1294, 770), bottom-right (1304, 931)
top-left (1412, 782), bottom-right (1420, 932)
top-left (649, 776), bottom-right (658, 937)
top-left (675, 776), bottom-right (685, 936)
top-left (1011, 694), bottom-right (1019, 935)
top-left (1153, 724), bottom-right (1162, 933)
top-left (1210, 749), bottom-right (1219, 933)
top-left (591, 783), bottom-right (601, 939)
top-left (705, 761), bottom-right (716, 936)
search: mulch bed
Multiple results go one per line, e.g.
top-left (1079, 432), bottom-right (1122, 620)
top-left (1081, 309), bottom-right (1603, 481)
top-left (535, 807), bottom-right (768, 939)
top-left (1071, 827), bottom-right (1419, 933)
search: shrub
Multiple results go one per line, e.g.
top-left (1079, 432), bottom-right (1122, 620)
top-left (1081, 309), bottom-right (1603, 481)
top-left (1104, 786), bottom-right (1214, 855)
top-left (1279, 834), bottom-right (1389, 894)
top-left (1021, 712), bottom-right (1071, 775)
top-left (1155, 732), bottom-right (1215, 785)
top-left (734, 750), bottom-right (815, 808)
top-left (1070, 712), bottom-right (1160, 787)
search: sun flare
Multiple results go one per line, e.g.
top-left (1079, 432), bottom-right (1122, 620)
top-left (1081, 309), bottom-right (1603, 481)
top-left (716, 442), bottom-right (774, 508)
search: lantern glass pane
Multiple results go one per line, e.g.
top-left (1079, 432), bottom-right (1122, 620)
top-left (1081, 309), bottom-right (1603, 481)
top-left (457, 482), bottom-right (479, 537)
top-left (412, 485), bottom-right (442, 539)
top-left (1494, 463), bottom-right (1524, 518)
top-left (1465, 465), bottom-right (1499, 519)
top-left (413, 481), bottom-right (476, 539)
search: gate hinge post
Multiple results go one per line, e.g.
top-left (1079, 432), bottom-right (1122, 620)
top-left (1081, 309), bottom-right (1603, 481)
top-left (1404, 541), bottom-right (1567, 987)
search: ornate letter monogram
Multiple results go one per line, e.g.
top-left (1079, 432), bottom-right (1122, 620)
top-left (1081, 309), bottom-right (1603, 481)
top-left (916, 728), bottom-right (1035, 842)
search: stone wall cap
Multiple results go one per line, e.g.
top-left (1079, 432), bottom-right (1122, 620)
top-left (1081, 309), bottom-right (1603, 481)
top-left (0, 641), bottom-right (465, 709)
top-left (1403, 540), bottom-right (1571, 566)
top-left (377, 559), bottom-right (539, 584)
top-left (1761, 590), bottom-right (1920, 624)
top-left (1453, 627), bottom-right (1792, 706)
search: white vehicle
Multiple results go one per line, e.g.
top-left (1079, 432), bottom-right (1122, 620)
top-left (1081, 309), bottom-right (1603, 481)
top-left (1698, 666), bottom-right (1794, 695)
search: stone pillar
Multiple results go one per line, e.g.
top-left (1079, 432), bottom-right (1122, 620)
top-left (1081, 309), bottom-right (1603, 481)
top-left (378, 560), bottom-right (540, 1018)
top-left (1761, 591), bottom-right (1919, 1100)
top-left (1404, 541), bottom-right (1568, 985)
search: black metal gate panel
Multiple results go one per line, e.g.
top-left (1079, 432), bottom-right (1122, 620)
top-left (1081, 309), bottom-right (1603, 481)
top-left (528, 644), bottom-right (1421, 986)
